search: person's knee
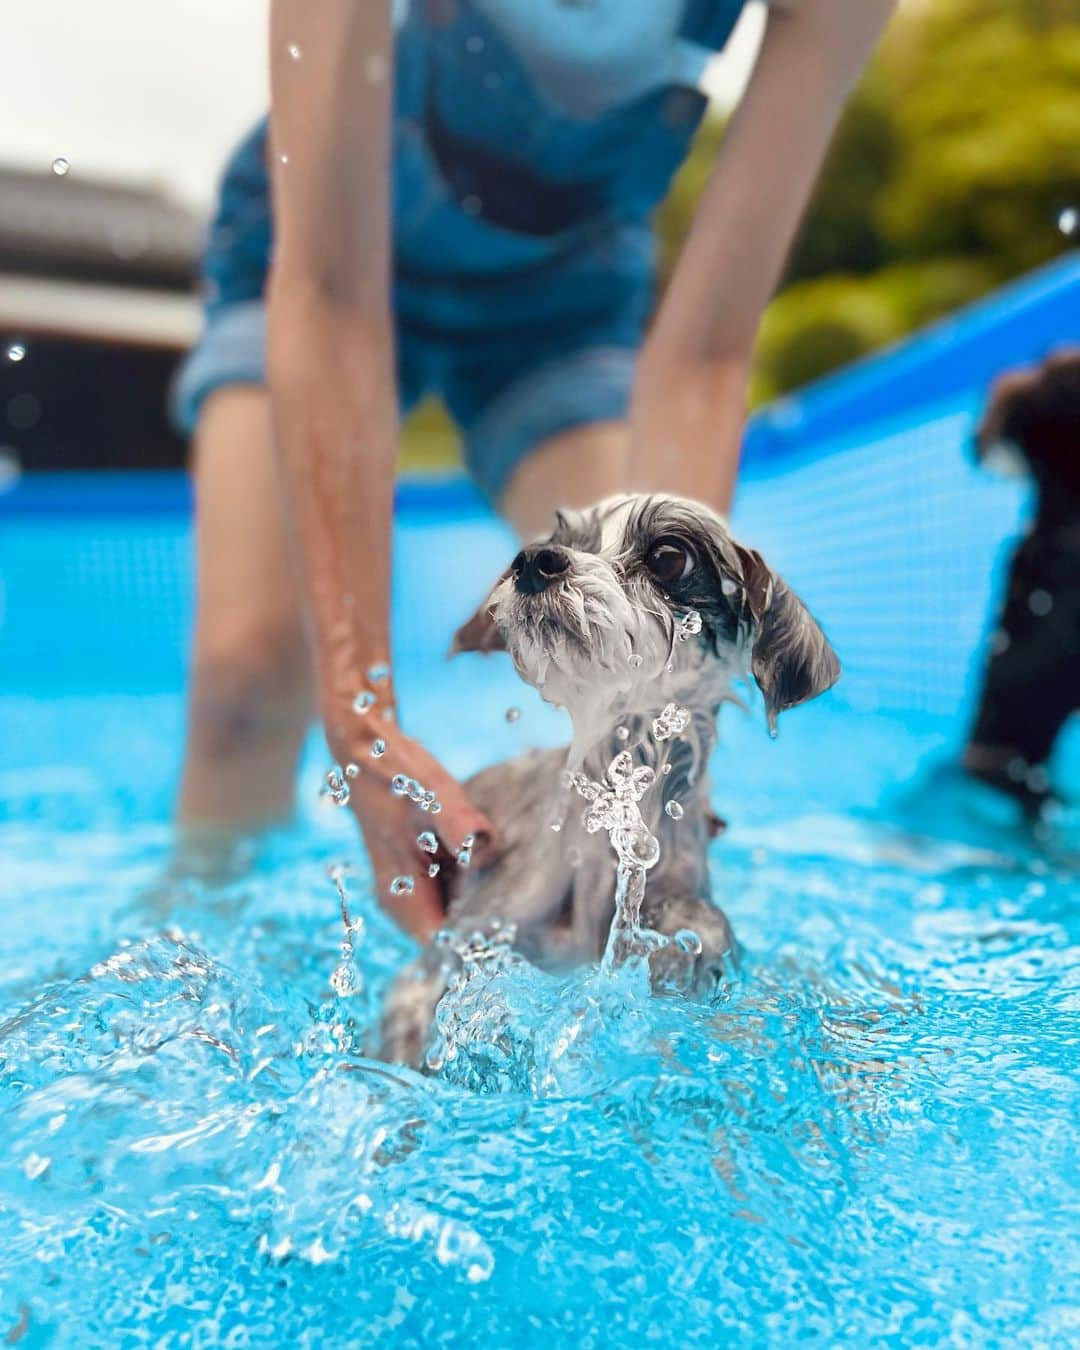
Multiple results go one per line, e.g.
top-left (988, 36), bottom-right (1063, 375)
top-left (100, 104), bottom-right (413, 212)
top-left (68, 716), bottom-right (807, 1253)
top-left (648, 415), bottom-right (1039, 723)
top-left (188, 612), bottom-right (311, 758)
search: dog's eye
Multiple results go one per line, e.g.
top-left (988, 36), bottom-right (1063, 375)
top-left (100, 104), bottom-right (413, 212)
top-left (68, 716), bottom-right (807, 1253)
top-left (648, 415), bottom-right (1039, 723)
top-left (645, 538), bottom-right (695, 584)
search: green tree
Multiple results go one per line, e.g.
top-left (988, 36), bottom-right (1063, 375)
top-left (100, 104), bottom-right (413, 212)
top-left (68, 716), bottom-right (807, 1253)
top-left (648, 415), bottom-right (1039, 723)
top-left (656, 0), bottom-right (1080, 404)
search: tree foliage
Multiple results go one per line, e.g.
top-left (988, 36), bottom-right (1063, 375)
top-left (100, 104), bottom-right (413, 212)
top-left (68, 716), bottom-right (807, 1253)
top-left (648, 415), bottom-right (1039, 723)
top-left (657, 0), bottom-right (1080, 404)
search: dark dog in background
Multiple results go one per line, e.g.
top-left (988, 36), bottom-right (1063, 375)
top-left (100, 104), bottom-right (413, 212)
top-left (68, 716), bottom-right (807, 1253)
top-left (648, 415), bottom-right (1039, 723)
top-left (381, 493), bottom-right (840, 1066)
top-left (965, 349), bottom-right (1080, 815)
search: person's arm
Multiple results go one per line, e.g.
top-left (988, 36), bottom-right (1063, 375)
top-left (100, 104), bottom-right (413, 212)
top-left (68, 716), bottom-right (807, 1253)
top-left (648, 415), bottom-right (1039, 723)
top-left (629, 0), bottom-right (897, 513)
top-left (267, 0), bottom-right (493, 938)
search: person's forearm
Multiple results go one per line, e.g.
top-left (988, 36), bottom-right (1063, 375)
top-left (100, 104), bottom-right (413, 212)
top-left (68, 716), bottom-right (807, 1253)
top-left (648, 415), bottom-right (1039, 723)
top-left (267, 298), bottom-right (397, 743)
top-left (631, 0), bottom-right (896, 510)
top-left (266, 1), bottom-right (396, 745)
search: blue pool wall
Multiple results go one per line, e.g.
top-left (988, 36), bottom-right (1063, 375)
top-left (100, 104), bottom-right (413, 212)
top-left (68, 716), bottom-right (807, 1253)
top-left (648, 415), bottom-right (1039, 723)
top-left (1, 254), bottom-right (1077, 733)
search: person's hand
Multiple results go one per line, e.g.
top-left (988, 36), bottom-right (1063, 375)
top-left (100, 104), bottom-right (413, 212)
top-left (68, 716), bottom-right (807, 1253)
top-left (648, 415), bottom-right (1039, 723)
top-left (326, 705), bottom-right (496, 942)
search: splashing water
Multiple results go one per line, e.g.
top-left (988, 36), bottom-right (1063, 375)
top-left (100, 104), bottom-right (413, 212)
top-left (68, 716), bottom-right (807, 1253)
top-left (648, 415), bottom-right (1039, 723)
top-left (391, 773), bottom-right (441, 813)
top-left (322, 766), bottom-right (350, 807)
top-left (652, 701), bottom-right (690, 743)
top-left (455, 834), bottom-right (477, 868)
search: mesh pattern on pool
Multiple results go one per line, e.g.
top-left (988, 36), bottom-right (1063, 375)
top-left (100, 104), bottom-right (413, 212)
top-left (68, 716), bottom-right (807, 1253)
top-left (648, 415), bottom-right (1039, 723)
top-left (0, 398), bottom-right (1029, 723)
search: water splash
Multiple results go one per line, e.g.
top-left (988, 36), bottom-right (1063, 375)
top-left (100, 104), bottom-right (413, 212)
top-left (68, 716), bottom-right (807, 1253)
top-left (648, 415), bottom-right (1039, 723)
top-left (652, 702), bottom-right (690, 743)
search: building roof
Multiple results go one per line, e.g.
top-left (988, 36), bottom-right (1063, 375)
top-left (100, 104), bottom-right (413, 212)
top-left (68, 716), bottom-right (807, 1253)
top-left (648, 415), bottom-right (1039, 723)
top-left (0, 165), bottom-right (201, 290)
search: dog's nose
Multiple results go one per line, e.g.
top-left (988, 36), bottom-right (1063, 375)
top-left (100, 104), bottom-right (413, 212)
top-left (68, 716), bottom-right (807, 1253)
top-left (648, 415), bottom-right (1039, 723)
top-left (512, 546), bottom-right (570, 596)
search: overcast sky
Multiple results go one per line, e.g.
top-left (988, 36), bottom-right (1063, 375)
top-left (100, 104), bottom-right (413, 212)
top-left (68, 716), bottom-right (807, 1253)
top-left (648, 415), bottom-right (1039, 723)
top-left (0, 0), bottom-right (765, 216)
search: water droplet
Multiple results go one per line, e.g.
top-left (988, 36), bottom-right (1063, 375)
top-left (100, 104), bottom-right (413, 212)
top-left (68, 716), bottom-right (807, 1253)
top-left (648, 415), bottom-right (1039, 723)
top-left (428, 862), bottom-right (441, 878)
top-left (279, 152), bottom-right (290, 165)
top-left (1058, 206), bottom-right (1078, 237)
top-left (721, 577), bottom-right (738, 597)
top-left (323, 767), bottom-right (350, 806)
top-left (665, 800), bottom-right (684, 820)
top-left (614, 825), bottom-right (660, 869)
top-left (676, 609), bottom-right (703, 642)
top-left (505, 707), bottom-right (521, 723)
top-left (1006, 756), bottom-right (1029, 782)
top-left (353, 690), bottom-right (376, 714)
top-left (615, 725), bottom-right (630, 741)
top-left (662, 763), bottom-right (673, 776)
top-left (417, 830), bottom-right (438, 854)
top-left (345, 763), bottom-right (359, 779)
top-left (1029, 589), bottom-right (1053, 617)
top-left (6, 343), bottom-right (26, 363)
top-left (51, 157), bottom-right (70, 177)
top-left (371, 738), bottom-right (387, 758)
top-left (990, 628), bottom-right (1011, 656)
top-left (367, 662), bottom-right (390, 683)
top-left (652, 702), bottom-right (690, 742)
top-left (287, 42), bottom-right (302, 60)
top-left (22, 1153), bottom-right (50, 1180)
top-left (430, 801), bottom-right (443, 815)
top-left (628, 653), bottom-right (644, 669)
top-left (674, 928), bottom-right (702, 957)
top-left (1026, 764), bottom-right (1049, 794)
top-left (550, 820), bottom-right (562, 833)
top-left (389, 875), bottom-right (415, 896)
top-left (391, 774), bottom-right (410, 796)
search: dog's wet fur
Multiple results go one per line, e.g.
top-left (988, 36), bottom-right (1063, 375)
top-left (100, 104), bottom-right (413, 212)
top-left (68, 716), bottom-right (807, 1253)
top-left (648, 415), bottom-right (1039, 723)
top-left (381, 493), bottom-right (840, 1066)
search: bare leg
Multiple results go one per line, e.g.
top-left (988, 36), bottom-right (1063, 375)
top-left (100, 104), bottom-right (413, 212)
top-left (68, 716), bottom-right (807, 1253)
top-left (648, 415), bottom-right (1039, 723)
top-left (179, 387), bottom-right (313, 829)
top-left (499, 419), bottom-right (628, 540)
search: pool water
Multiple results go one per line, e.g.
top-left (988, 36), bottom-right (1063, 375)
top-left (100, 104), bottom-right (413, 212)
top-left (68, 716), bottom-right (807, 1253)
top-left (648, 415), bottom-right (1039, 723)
top-left (1, 459), bottom-right (1078, 1347)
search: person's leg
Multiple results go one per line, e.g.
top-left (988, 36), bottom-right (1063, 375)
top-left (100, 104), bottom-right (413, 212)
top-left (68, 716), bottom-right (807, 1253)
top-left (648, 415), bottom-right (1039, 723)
top-left (179, 386), bottom-right (312, 829)
top-left (500, 418), bottom-right (629, 540)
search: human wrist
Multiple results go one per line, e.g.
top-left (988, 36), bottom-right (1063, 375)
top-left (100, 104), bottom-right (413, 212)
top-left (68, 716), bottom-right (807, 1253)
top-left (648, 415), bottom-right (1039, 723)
top-left (320, 659), bottom-right (396, 759)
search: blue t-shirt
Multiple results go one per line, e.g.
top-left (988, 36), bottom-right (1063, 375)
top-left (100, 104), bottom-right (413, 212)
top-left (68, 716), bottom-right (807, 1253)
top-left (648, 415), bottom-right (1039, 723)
top-left (392, 0), bottom-right (748, 243)
top-left (205, 1), bottom-right (749, 305)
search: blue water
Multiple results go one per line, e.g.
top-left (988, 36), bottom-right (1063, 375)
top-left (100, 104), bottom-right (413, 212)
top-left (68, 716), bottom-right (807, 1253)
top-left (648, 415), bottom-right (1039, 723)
top-left (1, 470), bottom-right (1078, 1347)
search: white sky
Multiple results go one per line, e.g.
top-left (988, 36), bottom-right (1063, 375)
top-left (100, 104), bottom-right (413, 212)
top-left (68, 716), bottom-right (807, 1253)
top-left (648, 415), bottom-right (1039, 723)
top-left (0, 0), bottom-right (765, 216)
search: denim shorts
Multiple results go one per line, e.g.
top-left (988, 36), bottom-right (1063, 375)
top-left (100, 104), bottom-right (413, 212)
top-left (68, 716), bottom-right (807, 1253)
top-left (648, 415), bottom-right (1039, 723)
top-left (173, 0), bottom-right (747, 502)
top-left (173, 205), bottom-right (656, 505)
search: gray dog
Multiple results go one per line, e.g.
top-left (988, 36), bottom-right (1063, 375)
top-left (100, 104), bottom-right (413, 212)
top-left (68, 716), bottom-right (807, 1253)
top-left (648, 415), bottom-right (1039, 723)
top-left (381, 493), bottom-right (839, 1065)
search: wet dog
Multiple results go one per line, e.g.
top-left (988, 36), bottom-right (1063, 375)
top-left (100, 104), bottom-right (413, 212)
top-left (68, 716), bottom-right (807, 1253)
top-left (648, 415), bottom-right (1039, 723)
top-left (381, 493), bottom-right (840, 1065)
top-left (965, 350), bottom-right (1080, 815)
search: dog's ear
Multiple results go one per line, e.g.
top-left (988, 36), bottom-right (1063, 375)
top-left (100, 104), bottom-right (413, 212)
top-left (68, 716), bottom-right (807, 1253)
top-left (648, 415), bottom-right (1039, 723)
top-left (449, 588), bottom-right (507, 656)
top-left (732, 545), bottom-right (840, 733)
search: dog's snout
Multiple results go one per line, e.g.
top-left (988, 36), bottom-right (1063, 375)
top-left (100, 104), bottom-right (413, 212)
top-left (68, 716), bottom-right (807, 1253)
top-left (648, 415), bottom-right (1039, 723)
top-left (512, 546), bottom-right (570, 596)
